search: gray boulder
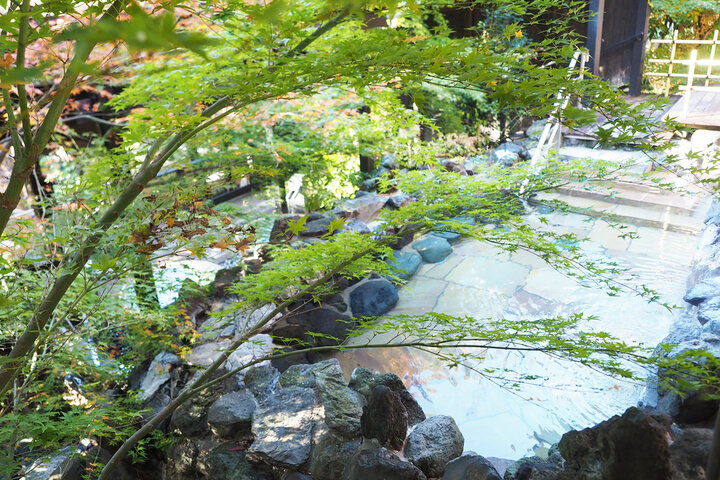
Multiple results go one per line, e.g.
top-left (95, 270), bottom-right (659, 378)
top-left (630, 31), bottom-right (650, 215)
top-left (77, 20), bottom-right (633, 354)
top-left (300, 215), bottom-right (335, 237)
top-left (360, 385), bottom-right (408, 450)
top-left (349, 279), bottom-right (399, 317)
top-left (207, 390), bottom-right (257, 438)
top-left (197, 442), bottom-right (271, 480)
top-left (669, 427), bottom-right (712, 480)
top-left (503, 455), bottom-right (562, 480)
top-left (488, 142), bottom-right (530, 167)
top-left (171, 370), bottom-right (239, 437)
top-left (278, 360), bottom-right (363, 438)
top-left (137, 352), bottom-right (180, 403)
top-left (341, 193), bottom-right (388, 223)
top-left (343, 439), bottom-right (427, 480)
top-left (556, 407), bottom-right (672, 480)
top-left (698, 297), bottom-right (720, 324)
top-left (242, 364), bottom-right (279, 398)
top-left (443, 452), bottom-right (502, 480)
top-left (382, 154), bottom-right (400, 170)
top-left (684, 281), bottom-right (720, 306)
top-left (310, 424), bottom-right (362, 480)
top-left (388, 250), bottom-right (422, 281)
top-left (349, 367), bottom-right (426, 426)
top-left (313, 360), bottom-right (364, 438)
top-left (404, 415), bottom-right (464, 478)
top-left (340, 219), bottom-right (372, 234)
top-left (412, 236), bottom-right (453, 263)
top-left (248, 386), bottom-right (323, 469)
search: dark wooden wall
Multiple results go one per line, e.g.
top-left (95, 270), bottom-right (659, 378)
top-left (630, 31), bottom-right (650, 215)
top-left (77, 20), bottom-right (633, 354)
top-left (587, 0), bottom-right (650, 96)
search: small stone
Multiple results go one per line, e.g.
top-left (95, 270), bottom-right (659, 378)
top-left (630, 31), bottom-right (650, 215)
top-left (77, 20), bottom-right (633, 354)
top-left (412, 236), bottom-right (453, 263)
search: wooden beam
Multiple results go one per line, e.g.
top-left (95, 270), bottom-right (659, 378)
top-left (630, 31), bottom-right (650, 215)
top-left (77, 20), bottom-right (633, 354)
top-left (586, 0), bottom-right (606, 75)
top-left (629, 0), bottom-right (650, 96)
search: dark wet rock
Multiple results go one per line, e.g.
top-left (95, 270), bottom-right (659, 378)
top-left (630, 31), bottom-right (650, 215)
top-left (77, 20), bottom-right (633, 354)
top-left (171, 370), bottom-right (239, 437)
top-left (361, 385), bottom-right (408, 450)
top-left (271, 347), bottom-right (310, 373)
top-left (443, 452), bottom-right (502, 480)
top-left (556, 407), bottom-right (672, 480)
top-left (281, 472), bottom-right (314, 480)
top-left (503, 454), bottom-right (562, 480)
top-left (242, 365), bottom-right (279, 399)
top-left (325, 294), bottom-right (348, 312)
top-left (310, 424), bottom-right (362, 480)
top-left (213, 266), bottom-right (244, 297)
top-left (387, 250), bottom-right (423, 281)
top-left (313, 360), bottom-right (364, 438)
top-left (489, 142), bottom-right (530, 167)
top-left (300, 215), bottom-right (335, 237)
top-left (207, 390), bottom-right (257, 438)
top-left (412, 236), bottom-right (453, 263)
top-left (404, 415), bottom-right (464, 478)
top-left (670, 427), bottom-right (712, 480)
top-left (683, 281), bottom-right (719, 306)
top-left (349, 368), bottom-right (426, 426)
top-left (272, 306), bottom-right (355, 346)
top-left (248, 386), bottom-right (323, 469)
top-left (349, 279), bottom-right (399, 317)
top-left (197, 442), bottom-right (272, 480)
top-left (343, 439), bottom-right (427, 480)
top-left (137, 352), bottom-right (180, 403)
top-left (168, 438), bottom-right (200, 476)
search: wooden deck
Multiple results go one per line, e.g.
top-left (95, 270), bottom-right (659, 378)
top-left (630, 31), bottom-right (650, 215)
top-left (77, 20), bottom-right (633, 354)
top-left (665, 89), bottom-right (720, 130)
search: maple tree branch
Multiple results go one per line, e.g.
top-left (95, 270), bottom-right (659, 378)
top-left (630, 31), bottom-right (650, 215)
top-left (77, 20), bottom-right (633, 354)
top-left (0, 0), bottom-right (129, 239)
top-left (16, 0), bottom-right (32, 149)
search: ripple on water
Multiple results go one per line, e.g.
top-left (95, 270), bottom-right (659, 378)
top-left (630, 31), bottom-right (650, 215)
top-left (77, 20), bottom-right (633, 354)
top-left (336, 215), bottom-right (697, 460)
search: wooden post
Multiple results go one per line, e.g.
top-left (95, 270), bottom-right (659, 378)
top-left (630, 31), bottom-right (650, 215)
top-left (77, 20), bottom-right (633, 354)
top-left (586, 0), bottom-right (605, 76)
top-left (683, 49), bottom-right (698, 119)
top-left (707, 30), bottom-right (718, 87)
top-left (629, 0), bottom-right (650, 96)
top-left (665, 30), bottom-right (679, 96)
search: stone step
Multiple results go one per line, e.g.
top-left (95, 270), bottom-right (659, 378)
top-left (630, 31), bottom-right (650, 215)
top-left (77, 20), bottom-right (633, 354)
top-left (536, 191), bottom-right (710, 235)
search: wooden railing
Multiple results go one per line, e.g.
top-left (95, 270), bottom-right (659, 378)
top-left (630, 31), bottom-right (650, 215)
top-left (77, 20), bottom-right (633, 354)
top-left (646, 30), bottom-right (720, 96)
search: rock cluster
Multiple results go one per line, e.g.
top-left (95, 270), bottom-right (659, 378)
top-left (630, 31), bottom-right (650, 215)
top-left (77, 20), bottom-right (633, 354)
top-left (655, 199), bottom-right (720, 423)
top-left (160, 359), bottom-right (468, 480)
